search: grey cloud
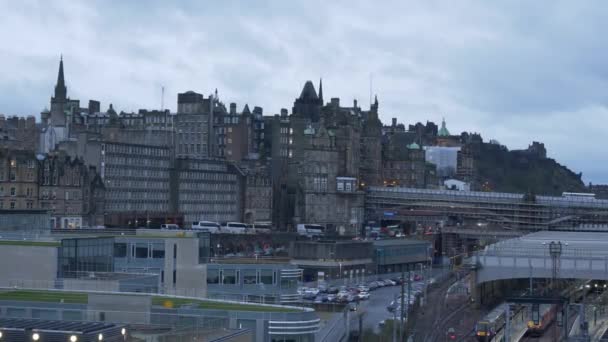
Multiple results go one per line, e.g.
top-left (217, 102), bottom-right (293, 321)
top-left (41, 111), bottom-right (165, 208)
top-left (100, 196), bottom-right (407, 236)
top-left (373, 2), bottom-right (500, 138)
top-left (0, 1), bottom-right (607, 183)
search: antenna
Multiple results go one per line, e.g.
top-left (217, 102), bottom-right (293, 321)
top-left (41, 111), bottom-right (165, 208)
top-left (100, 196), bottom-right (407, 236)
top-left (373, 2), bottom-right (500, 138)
top-left (161, 86), bottom-right (165, 111)
top-left (369, 74), bottom-right (373, 108)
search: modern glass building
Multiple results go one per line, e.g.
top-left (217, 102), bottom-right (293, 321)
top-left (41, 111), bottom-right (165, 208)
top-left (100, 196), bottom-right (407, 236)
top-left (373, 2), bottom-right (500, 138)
top-left (206, 260), bottom-right (302, 304)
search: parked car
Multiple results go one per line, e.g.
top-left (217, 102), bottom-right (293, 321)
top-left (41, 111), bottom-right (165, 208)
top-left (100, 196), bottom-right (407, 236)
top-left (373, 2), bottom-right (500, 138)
top-left (327, 286), bottom-right (340, 294)
top-left (384, 279), bottom-right (396, 286)
top-left (161, 224), bottom-right (180, 230)
top-left (358, 292), bottom-right (370, 300)
top-left (348, 303), bottom-right (358, 311)
top-left (357, 285), bottom-right (370, 292)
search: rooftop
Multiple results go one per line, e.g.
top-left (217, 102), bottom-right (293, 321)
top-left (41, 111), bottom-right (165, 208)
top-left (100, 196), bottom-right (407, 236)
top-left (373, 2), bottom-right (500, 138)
top-left (0, 290), bottom-right (302, 313)
top-left (0, 318), bottom-right (124, 335)
top-left (480, 231), bottom-right (608, 258)
top-left (0, 240), bottom-right (60, 247)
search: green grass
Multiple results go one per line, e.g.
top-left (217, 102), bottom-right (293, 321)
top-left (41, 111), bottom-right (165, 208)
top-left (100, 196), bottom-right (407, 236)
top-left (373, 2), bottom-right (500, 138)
top-left (0, 290), bottom-right (299, 313)
top-left (152, 296), bottom-right (300, 312)
top-left (0, 240), bottom-right (60, 247)
top-left (0, 290), bottom-right (88, 303)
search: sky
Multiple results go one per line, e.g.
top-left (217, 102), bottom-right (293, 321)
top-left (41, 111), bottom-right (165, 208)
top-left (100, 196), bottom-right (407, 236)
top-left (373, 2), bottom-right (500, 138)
top-left (1, 1), bottom-right (607, 183)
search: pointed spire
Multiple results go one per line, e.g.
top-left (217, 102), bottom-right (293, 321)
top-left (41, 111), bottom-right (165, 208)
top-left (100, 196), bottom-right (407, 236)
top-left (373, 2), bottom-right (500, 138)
top-left (243, 104), bottom-right (251, 114)
top-left (318, 78), bottom-right (324, 103)
top-left (54, 55), bottom-right (67, 100)
top-left (374, 94), bottom-right (378, 106)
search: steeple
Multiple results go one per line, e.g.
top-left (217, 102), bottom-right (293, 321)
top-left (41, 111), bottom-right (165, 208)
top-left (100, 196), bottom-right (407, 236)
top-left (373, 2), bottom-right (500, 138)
top-left (318, 78), bottom-right (323, 104)
top-left (54, 55), bottom-right (67, 100)
top-left (438, 117), bottom-right (451, 136)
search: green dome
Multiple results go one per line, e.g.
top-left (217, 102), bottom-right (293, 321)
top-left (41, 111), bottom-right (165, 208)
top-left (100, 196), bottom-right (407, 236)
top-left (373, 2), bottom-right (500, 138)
top-left (407, 142), bottom-right (420, 149)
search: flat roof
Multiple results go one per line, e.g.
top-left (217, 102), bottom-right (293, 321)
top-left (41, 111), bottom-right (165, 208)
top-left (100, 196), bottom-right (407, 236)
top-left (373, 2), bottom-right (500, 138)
top-left (0, 240), bottom-right (59, 247)
top-left (0, 290), bottom-right (302, 313)
top-left (0, 318), bottom-right (124, 334)
top-left (482, 231), bottom-right (608, 258)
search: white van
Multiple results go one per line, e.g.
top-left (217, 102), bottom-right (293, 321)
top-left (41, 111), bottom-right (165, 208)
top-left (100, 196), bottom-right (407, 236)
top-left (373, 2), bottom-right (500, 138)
top-left (297, 224), bottom-right (325, 237)
top-left (160, 224), bottom-right (180, 230)
top-left (252, 222), bottom-right (272, 234)
top-left (192, 221), bottom-right (221, 233)
top-left (222, 222), bottom-right (249, 234)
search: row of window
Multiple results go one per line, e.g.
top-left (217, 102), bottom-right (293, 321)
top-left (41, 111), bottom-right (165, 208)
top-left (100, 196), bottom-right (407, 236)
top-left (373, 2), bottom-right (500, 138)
top-left (178, 183), bottom-right (237, 192)
top-left (279, 127), bottom-right (293, 134)
top-left (114, 242), bottom-right (165, 259)
top-left (104, 156), bottom-right (170, 168)
top-left (105, 179), bottom-right (169, 190)
top-left (178, 143), bottom-right (207, 155)
top-left (105, 190), bottom-right (168, 200)
top-left (178, 193), bottom-right (237, 201)
top-left (105, 202), bottom-right (169, 212)
top-left (206, 269), bottom-right (275, 285)
top-left (103, 144), bottom-right (171, 157)
top-left (104, 167), bottom-right (168, 178)
top-left (180, 203), bottom-right (237, 213)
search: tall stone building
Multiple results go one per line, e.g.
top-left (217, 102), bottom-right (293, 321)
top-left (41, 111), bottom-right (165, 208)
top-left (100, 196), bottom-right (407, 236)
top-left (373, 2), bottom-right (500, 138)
top-left (285, 81), bottom-right (365, 235)
top-left (175, 91), bottom-right (215, 158)
top-left (0, 149), bottom-right (38, 211)
top-left (38, 152), bottom-right (104, 228)
top-left (359, 96), bottom-right (383, 187)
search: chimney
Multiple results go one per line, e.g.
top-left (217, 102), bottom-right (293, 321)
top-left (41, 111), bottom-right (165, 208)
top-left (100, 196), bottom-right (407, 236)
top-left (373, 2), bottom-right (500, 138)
top-left (392, 118), bottom-right (397, 127)
top-left (331, 98), bottom-right (340, 107)
top-left (280, 108), bottom-right (288, 117)
top-left (230, 103), bottom-right (237, 115)
top-left (353, 99), bottom-right (358, 108)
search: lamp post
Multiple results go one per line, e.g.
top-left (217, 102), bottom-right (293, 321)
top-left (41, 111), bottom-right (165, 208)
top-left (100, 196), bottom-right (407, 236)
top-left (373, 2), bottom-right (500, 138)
top-left (548, 241), bottom-right (563, 342)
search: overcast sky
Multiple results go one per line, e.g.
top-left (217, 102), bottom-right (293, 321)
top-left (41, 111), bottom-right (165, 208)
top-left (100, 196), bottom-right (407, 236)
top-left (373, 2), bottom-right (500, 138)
top-left (1, 1), bottom-right (607, 184)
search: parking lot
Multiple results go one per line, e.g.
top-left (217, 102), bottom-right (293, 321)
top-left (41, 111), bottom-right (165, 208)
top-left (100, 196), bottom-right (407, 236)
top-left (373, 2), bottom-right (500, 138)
top-left (299, 275), bottom-right (429, 333)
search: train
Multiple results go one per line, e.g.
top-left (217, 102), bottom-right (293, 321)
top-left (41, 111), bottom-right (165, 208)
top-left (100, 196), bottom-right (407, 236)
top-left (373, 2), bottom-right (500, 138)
top-left (475, 303), bottom-right (508, 341)
top-left (475, 303), bottom-right (525, 341)
top-left (526, 304), bottom-right (557, 336)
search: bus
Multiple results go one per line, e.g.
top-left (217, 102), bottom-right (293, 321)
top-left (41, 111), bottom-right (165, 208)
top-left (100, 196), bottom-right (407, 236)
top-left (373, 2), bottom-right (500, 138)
top-left (297, 224), bottom-right (325, 237)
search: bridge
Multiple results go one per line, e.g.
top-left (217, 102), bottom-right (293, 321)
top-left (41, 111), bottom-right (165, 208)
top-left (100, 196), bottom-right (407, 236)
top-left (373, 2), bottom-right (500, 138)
top-left (471, 231), bottom-right (608, 285)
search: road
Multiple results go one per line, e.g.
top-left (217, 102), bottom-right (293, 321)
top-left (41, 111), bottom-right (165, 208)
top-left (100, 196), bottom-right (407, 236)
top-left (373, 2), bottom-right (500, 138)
top-left (354, 282), bottom-right (423, 332)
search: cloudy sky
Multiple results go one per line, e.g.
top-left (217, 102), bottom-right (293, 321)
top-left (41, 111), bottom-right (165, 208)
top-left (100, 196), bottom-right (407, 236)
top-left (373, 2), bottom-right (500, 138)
top-left (1, 1), bottom-right (607, 183)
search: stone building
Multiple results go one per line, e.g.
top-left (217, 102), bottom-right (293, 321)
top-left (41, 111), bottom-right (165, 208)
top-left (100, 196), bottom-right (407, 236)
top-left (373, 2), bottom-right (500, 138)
top-left (382, 131), bottom-right (430, 188)
top-left (0, 115), bottom-right (39, 151)
top-left (359, 96), bottom-right (383, 187)
top-left (0, 149), bottom-right (38, 211)
top-left (38, 152), bottom-right (104, 228)
top-left (170, 157), bottom-right (243, 224)
top-left (175, 91), bottom-right (215, 158)
top-left (243, 166), bottom-right (273, 224)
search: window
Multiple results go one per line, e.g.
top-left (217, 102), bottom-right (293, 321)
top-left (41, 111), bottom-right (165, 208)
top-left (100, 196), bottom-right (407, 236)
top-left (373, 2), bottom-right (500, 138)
top-left (135, 243), bottom-right (149, 258)
top-left (243, 269), bottom-right (257, 285)
top-left (207, 269), bottom-right (220, 284)
top-left (260, 269), bottom-right (274, 285)
top-left (10, 202), bottom-right (15, 209)
top-left (10, 187), bottom-right (15, 196)
top-left (114, 243), bottom-right (127, 257)
top-left (223, 269), bottom-right (237, 284)
top-left (152, 244), bottom-right (165, 258)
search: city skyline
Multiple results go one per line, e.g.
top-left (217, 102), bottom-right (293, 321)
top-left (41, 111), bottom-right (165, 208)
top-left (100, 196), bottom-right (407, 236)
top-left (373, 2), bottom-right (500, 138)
top-left (1, 1), bottom-right (607, 183)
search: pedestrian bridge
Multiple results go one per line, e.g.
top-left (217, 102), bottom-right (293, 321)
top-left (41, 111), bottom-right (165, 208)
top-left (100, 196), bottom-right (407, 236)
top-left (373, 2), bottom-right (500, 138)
top-left (472, 231), bottom-right (608, 284)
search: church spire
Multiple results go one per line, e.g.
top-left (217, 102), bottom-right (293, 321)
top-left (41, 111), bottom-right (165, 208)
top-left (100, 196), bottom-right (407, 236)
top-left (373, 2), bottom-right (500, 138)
top-left (54, 55), bottom-right (67, 100)
top-left (318, 78), bottom-right (323, 104)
